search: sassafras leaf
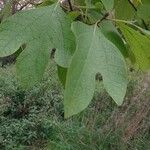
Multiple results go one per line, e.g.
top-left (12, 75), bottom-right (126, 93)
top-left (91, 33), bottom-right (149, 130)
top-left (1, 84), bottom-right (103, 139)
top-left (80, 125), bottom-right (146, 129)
top-left (64, 22), bottom-right (128, 118)
top-left (0, 3), bottom-right (75, 88)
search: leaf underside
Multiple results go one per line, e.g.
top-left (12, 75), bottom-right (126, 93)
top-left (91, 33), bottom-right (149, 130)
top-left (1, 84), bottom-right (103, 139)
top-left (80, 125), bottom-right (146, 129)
top-left (64, 22), bottom-right (128, 118)
top-left (100, 20), bottom-right (128, 58)
top-left (1, 1), bottom-right (148, 118)
top-left (0, 3), bottom-right (75, 88)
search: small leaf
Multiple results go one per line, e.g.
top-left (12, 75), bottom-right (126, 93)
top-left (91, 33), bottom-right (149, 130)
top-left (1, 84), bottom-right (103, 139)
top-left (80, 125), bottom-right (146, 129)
top-left (64, 22), bottom-right (128, 117)
top-left (68, 11), bottom-right (81, 21)
top-left (118, 23), bottom-right (150, 70)
top-left (115, 0), bottom-right (135, 20)
top-left (101, 0), bottom-right (114, 11)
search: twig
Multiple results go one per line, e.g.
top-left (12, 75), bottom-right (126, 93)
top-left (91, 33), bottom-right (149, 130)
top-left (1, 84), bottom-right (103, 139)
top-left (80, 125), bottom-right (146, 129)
top-left (127, 0), bottom-right (137, 11)
top-left (67, 0), bottom-right (73, 11)
top-left (142, 19), bottom-right (148, 30)
top-left (97, 12), bottom-right (109, 26)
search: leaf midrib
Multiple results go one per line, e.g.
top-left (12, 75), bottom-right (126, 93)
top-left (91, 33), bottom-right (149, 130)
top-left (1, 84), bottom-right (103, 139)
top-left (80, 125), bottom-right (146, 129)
top-left (70, 25), bottom-right (97, 101)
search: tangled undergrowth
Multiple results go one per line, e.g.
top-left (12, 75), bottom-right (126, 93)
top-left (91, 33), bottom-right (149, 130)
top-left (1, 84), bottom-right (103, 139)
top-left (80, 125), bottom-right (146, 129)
top-left (0, 63), bottom-right (150, 150)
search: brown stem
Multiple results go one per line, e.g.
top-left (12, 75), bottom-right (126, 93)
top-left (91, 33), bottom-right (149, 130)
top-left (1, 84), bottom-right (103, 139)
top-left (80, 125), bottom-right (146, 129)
top-left (67, 0), bottom-right (73, 11)
top-left (12, 0), bottom-right (17, 14)
top-left (97, 12), bottom-right (109, 26)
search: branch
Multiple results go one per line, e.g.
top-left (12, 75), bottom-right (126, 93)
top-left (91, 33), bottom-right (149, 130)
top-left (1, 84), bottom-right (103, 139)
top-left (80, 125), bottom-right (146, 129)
top-left (67, 0), bottom-right (73, 11)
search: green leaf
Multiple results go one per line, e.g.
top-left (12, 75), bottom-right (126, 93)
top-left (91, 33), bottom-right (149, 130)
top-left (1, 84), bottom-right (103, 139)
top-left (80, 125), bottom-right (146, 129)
top-left (118, 23), bottom-right (150, 70)
top-left (57, 65), bottom-right (67, 87)
top-left (85, 0), bottom-right (92, 7)
top-left (0, 4), bottom-right (75, 88)
top-left (101, 0), bottom-right (114, 11)
top-left (16, 38), bottom-right (50, 88)
top-left (132, 24), bottom-right (150, 36)
top-left (74, 0), bottom-right (85, 6)
top-left (137, 4), bottom-right (150, 21)
top-left (68, 11), bottom-right (80, 21)
top-left (115, 0), bottom-right (135, 20)
top-left (142, 0), bottom-right (150, 5)
top-left (100, 20), bottom-right (128, 58)
top-left (64, 22), bottom-right (128, 117)
top-left (0, 0), bottom-right (12, 20)
top-left (86, 9), bottom-right (102, 24)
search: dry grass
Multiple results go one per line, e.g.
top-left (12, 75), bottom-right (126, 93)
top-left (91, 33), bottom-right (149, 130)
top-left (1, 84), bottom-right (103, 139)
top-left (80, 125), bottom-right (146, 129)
top-left (102, 72), bottom-right (150, 146)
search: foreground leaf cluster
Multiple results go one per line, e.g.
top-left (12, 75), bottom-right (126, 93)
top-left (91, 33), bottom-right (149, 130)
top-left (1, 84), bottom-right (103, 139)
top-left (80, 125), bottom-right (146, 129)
top-left (0, 0), bottom-right (150, 117)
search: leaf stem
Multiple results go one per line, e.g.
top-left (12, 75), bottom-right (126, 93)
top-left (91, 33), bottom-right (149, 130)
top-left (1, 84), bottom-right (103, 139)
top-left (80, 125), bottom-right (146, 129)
top-left (97, 12), bottom-right (109, 26)
top-left (108, 18), bottom-right (150, 35)
top-left (107, 18), bottom-right (136, 24)
top-left (75, 5), bottom-right (96, 9)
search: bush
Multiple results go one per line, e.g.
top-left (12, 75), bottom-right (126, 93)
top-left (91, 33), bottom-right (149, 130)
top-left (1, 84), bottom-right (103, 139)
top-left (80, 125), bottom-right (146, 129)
top-left (0, 64), bottom-right (64, 149)
top-left (0, 64), bottom-right (149, 150)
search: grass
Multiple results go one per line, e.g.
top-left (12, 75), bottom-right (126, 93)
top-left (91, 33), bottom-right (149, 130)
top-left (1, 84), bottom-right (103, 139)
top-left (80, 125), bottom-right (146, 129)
top-left (0, 63), bottom-right (150, 150)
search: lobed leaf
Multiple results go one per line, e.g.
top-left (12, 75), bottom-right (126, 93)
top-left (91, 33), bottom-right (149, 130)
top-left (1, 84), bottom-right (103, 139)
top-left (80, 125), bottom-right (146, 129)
top-left (0, 3), bottom-right (75, 88)
top-left (64, 22), bottom-right (128, 118)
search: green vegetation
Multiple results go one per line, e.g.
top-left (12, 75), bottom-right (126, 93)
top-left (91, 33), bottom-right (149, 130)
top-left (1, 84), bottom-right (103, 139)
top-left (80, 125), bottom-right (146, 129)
top-left (0, 0), bottom-right (150, 149)
top-left (0, 0), bottom-right (150, 117)
top-left (0, 63), bottom-right (149, 149)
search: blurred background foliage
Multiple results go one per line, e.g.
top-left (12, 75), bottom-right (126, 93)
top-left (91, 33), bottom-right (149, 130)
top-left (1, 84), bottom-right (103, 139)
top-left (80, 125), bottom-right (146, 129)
top-left (0, 62), bottom-right (150, 149)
